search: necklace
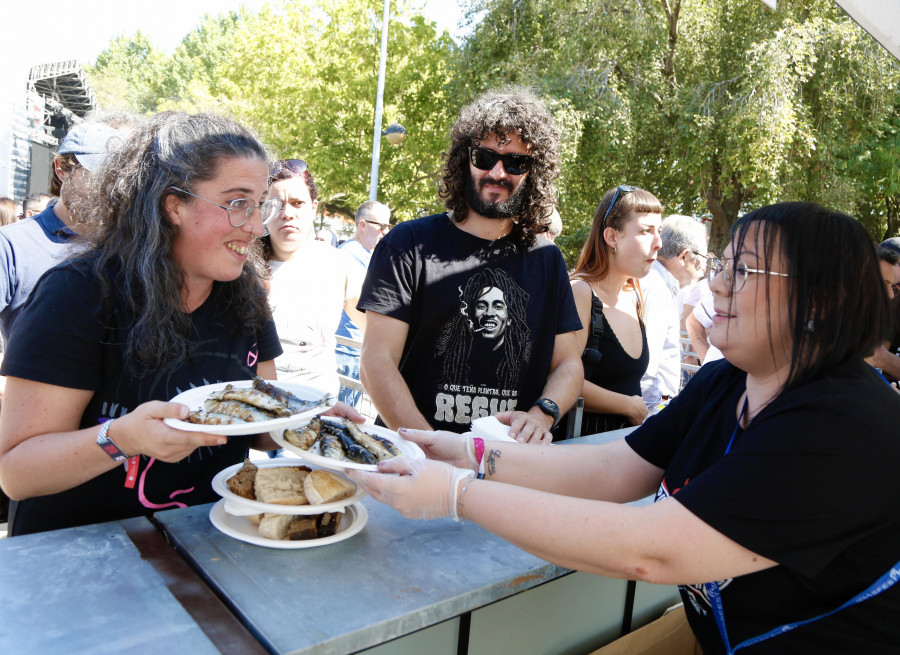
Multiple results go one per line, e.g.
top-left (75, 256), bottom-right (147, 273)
top-left (724, 394), bottom-right (750, 455)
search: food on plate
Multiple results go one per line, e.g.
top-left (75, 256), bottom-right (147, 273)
top-left (257, 512), bottom-right (343, 541)
top-left (283, 417), bottom-right (401, 466)
top-left (283, 417), bottom-right (321, 450)
top-left (251, 376), bottom-right (335, 414)
top-left (224, 463), bottom-right (354, 541)
top-left (185, 378), bottom-right (333, 425)
top-left (343, 420), bottom-right (400, 459)
top-left (227, 459), bottom-right (259, 499)
top-left (254, 465), bottom-right (312, 505)
top-left (304, 470), bottom-right (356, 505)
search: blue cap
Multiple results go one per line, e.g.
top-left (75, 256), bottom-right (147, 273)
top-left (57, 122), bottom-right (123, 172)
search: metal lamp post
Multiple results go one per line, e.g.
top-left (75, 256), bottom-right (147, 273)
top-left (368, 0), bottom-right (405, 201)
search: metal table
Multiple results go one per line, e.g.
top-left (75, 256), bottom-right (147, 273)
top-left (0, 519), bottom-right (219, 654)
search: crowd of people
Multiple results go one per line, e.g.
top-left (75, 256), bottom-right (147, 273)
top-left (0, 86), bottom-right (897, 652)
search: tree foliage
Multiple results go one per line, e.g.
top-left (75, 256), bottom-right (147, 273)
top-left (454, 0), bottom-right (900, 258)
top-left (86, 0), bottom-right (457, 221)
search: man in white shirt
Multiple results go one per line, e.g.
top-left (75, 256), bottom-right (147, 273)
top-left (640, 214), bottom-right (707, 407)
top-left (335, 201), bottom-right (390, 405)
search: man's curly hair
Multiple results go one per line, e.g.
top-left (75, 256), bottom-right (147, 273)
top-left (439, 87), bottom-right (560, 249)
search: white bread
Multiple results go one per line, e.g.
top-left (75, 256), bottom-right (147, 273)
top-left (258, 513), bottom-right (294, 540)
top-left (303, 470), bottom-right (355, 505)
top-left (254, 466), bottom-right (310, 505)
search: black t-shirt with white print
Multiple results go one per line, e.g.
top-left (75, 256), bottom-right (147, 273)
top-left (358, 214), bottom-right (581, 433)
top-left (626, 358), bottom-right (900, 654)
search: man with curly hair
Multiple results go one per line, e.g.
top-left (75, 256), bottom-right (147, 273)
top-left (358, 87), bottom-right (583, 443)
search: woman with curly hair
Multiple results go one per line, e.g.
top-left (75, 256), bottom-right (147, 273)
top-left (0, 112), bottom-right (358, 536)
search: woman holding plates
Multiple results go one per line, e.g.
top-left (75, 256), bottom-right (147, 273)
top-left (0, 112), bottom-right (358, 536)
top-left (351, 203), bottom-right (900, 653)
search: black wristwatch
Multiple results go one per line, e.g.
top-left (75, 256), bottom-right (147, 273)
top-left (531, 397), bottom-right (560, 428)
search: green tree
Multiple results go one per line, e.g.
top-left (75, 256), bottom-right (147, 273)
top-left (87, 32), bottom-right (172, 114)
top-left (454, 0), bottom-right (900, 258)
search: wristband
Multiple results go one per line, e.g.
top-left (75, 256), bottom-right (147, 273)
top-left (473, 437), bottom-right (486, 480)
top-left (96, 419), bottom-right (129, 462)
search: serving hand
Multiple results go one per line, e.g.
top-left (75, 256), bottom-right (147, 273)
top-left (347, 456), bottom-right (474, 520)
top-left (321, 400), bottom-right (365, 423)
top-left (395, 428), bottom-right (479, 470)
top-left (494, 410), bottom-right (553, 444)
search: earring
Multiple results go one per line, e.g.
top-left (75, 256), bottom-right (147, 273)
top-left (612, 246), bottom-right (617, 255)
top-left (805, 319), bottom-right (815, 333)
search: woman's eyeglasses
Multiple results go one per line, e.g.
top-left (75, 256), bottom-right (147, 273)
top-left (468, 146), bottom-right (534, 176)
top-left (602, 185), bottom-right (636, 227)
top-left (709, 257), bottom-right (789, 292)
top-left (168, 186), bottom-right (283, 227)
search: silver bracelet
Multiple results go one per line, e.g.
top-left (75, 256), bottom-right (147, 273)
top-left (456, 479), bottom-right (473, 523)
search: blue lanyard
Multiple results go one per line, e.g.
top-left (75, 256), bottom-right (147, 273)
top-left (707, 394), bottom-right (900, 651)
top-left (705, 560), bottom-right (900, 653)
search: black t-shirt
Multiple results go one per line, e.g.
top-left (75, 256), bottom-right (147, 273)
top-left (626, 358), bottom-right (900, 654)
top-left (2, 258), bottom-right (282, 536)
top-left (358, 214), bottom-right (581, 433)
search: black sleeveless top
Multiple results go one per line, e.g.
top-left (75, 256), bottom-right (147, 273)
top-left (559, 291), bottom-right (649, 436)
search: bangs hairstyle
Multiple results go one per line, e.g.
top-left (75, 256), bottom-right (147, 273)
top-left (728, 202), bottom-right (889, 391)
top-left (439, 86), bottom-right (560, 249)
top-left (80, 111), bottom-right (274, 373)
top-left (573, 186), bottom-right (662, 284)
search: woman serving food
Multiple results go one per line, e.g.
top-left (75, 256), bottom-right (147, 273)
top-left (0, 112), bottom-right (358, 536)
top-left (351, 202), bottom-right (900, 653)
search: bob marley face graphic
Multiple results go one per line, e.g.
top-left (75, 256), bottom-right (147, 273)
top-left (474, 286), bottom-right (510, 345)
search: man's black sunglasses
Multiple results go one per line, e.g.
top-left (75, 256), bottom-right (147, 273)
top-left (468, 146), bottom-right (534, 176)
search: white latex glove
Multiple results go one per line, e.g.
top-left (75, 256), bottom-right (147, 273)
top-left (347, 456), bottom-right (475, 521)
top-left (396, 428), bottom-right (478, 471)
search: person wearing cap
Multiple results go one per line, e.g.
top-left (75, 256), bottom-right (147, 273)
top-left (0, 121), bottom-right (123, 344)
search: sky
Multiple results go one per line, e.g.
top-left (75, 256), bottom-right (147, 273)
top-left (4, 0), bottom-right (464, 79)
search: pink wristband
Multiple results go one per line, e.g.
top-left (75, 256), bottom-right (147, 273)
top-left (473, 437), bottom-right (486, 479)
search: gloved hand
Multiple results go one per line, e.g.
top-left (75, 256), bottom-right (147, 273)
top-left (397, 428), bottom-right (479, 471)
top-left (347, 456), bottom-right (475, 521)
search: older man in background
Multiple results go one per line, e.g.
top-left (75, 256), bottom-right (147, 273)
top-left (335, 200), bottom-right (391, 406)
top-left (640, 214), bottom-right (708, 408)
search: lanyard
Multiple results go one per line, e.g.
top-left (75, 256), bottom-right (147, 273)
top-left (705, 560), bottom-right (900, 653)
top-left (708, 394), bottom-right (900, 651)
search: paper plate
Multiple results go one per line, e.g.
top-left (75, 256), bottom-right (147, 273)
top-left (209, 500), bottom-right (368, 549)
top-left (163, 379), bottom-right (336, 436)
top-left (271, 419), bottom-right (425, 472)
top-left (211, 458), bottom-right (366, 515)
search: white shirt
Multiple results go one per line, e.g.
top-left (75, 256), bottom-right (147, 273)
top-left (268, 241), bottom-right (363, 394)
top-left (640, 260), bottom-right (682, 403)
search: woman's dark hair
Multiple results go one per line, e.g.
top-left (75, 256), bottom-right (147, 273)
top-left (729, 202), bottom-right (889, 391)
top-left (439, 87), bottom-right (559, 249)
top-left (261, 159), bottom-right (318, 262)
top-left (80, 111), bottom-right (273, 373)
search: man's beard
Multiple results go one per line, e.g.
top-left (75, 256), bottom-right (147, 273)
top-left (464, 171), bottom-right (527, 219)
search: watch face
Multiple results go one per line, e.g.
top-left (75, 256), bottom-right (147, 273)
top-left (536, 398), bottom-right (559, 416)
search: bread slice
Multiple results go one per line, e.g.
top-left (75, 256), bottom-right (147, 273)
top-left (316, 511), bottom-right (343, 537)
top-left (227, 459), bottom-right (258, 500)
top-left (303, 470), bottom-right (355, 505)
top-left (258, 513), bottom-right (293, 540)
top-left (254, 466), bottom-right (311, 505)
top-left (287, 516), bottom-right (319, 541)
